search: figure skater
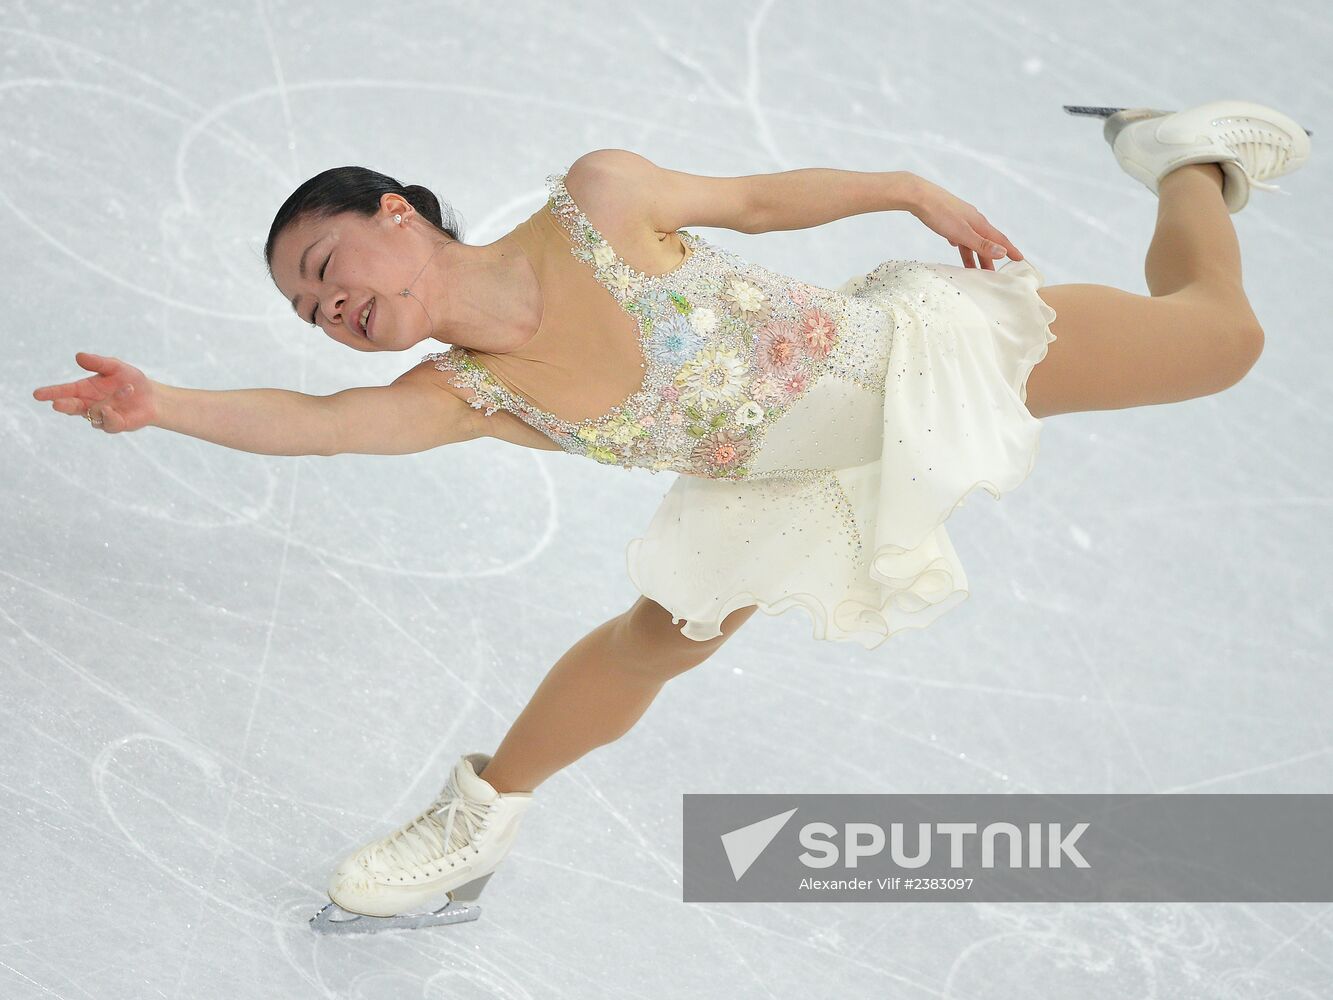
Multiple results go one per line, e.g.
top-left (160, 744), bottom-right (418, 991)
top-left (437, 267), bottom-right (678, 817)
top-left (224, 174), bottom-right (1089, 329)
top-left (31, 100), bottom-right (1310, 933)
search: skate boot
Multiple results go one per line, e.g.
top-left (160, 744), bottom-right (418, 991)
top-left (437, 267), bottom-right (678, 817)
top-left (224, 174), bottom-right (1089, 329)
top-left (1103, 99), bottom-right (1312, 213)
top-left (310, 752), bottom-right (534, 934)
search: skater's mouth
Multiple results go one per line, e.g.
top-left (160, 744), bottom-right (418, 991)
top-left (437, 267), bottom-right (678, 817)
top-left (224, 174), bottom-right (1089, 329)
top-left (352, 298), bottom-right (374, 339)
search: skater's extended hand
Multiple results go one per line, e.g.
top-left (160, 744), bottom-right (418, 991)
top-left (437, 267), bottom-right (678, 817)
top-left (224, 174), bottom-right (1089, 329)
top-left (32, 352), bottom-right (157, 434)
top-left (909, 179), bottom-right (1024, 271)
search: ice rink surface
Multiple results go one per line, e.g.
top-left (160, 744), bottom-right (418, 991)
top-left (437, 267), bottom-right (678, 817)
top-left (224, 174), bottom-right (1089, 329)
top-left (3, 1), bottom-right (1330, 996)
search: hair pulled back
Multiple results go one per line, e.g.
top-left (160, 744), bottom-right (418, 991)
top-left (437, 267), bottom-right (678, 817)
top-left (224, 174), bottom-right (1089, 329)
top-left (264, 165), bottom-right (463, 277)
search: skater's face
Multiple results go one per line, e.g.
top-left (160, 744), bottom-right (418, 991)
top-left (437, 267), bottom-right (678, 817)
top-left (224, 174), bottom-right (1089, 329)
top-left (270, 194), bottom-right (437, 352)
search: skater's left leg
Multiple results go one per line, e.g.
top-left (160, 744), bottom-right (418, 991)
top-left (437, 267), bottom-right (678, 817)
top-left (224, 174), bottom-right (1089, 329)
top-left (478, 598), bottom-right (758, 794)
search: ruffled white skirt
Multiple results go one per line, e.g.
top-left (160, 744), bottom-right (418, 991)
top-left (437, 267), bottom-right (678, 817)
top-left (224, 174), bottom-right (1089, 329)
top-left (624, 257), bottom-right (1059, 650)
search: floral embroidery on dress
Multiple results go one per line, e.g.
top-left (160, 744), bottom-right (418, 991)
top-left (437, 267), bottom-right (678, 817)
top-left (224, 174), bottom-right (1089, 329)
top-left (422, 170), bottom-right (875, 483)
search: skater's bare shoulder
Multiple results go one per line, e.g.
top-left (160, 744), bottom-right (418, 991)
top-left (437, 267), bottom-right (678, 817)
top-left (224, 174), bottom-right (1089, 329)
top-left (571, 148), bottom-right (768, 235)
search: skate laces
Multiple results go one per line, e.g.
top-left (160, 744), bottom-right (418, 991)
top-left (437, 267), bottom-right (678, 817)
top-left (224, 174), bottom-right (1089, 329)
top-left (1218, 122), bottom-right (1296, 194)
top-left (363, 777), bottom-right (491, 876)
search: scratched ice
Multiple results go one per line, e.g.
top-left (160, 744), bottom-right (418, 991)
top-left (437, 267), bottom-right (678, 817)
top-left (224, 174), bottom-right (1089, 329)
top-left (2, 2), bottom-right (1330, 998)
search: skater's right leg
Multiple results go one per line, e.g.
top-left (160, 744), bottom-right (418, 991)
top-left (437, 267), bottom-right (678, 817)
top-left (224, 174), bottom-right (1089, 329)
top-left (1022, 98), bottom-right (1312, 419)
top-left (479, 598), bottom-right (759, 794)
top-left (1023, 163), bottom-right (1265, 418)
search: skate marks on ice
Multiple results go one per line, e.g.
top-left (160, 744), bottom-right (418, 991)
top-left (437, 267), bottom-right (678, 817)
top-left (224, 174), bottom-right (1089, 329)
top-left (90, 733), bottom-right (312, 928)
top-left (1062, 105), bottom-right (1314, 136)
top-left (88, 731), bottom-right (503, 966)
top-left (88, 733), bottom-right (449, 934)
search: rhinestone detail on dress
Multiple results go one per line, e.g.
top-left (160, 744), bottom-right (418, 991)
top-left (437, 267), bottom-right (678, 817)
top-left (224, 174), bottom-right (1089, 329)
top-left (421, 171), bottom-right (891, 501)
top-left (417, 172), bottom-right (1050, 574)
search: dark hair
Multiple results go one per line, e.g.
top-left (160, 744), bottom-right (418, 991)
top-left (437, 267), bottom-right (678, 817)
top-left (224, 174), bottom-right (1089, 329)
top-left (264, 165), bottom-right (463, 278)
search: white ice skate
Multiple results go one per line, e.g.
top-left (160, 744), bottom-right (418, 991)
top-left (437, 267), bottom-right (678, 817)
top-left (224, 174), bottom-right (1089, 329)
top-left (1064, 101), bottom-right (1313, 213)
top-left (310, 752), bottom-right (534, 935)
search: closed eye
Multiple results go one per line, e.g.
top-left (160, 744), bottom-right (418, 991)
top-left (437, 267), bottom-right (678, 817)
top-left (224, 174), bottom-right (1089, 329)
top-left (308, 254), bottom-right (330, 324)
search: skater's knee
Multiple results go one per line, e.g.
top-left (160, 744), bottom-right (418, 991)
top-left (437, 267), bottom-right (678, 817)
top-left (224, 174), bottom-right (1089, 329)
top-left (1227, 318), bottom-right (1265, 383)
top-left (1191, 299), bottom-right (1266, 390)
top-left (1169, 286), bottom-right (1266, 379)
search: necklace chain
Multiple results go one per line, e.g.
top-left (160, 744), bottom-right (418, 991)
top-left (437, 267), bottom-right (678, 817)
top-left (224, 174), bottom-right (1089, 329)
top-left (399, 240), bottom-right (449, 330)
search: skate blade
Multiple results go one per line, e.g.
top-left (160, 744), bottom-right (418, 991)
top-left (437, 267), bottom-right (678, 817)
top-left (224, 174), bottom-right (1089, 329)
top-left (309, 899), bottom-right (481, 935)
top-left (1062, 105), bottom-right (1313, 137)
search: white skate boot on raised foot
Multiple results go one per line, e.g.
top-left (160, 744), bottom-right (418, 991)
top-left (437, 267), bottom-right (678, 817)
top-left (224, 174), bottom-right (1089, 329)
top-left (1064, 101), bottom-right (1313, 213)
top-left (309, 752), bottom-right (534, 935)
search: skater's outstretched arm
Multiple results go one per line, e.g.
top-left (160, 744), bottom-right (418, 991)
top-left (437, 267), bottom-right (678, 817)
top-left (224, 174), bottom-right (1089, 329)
top-left (578, 149), bottom-right (1025, 272)
top-left (316, 371), bottom-right (485, 456)
top-left (570, 148), bottom-right (923, 236)
top-left (31, 351), bottom-right (482, 457)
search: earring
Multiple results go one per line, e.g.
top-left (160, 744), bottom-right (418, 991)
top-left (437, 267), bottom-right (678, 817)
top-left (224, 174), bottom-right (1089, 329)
top-left (394, 214), bottom-right (402, 224)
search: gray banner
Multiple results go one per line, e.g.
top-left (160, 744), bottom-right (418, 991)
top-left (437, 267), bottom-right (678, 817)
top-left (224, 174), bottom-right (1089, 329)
top-left (683, 794), bottom-right (1333, 902)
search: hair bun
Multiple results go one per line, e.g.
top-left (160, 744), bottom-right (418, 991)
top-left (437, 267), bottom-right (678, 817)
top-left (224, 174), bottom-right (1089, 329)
top-left (402, 184), bottom-right (444, 230)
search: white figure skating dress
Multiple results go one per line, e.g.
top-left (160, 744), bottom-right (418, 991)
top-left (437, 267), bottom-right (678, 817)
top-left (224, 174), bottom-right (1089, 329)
top-left (423, 170), bottom-right (1057, 650)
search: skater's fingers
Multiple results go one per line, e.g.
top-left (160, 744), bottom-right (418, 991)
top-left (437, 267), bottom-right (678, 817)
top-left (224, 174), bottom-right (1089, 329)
top-left (53, 396), bottom-right (90, 417)
top-left (82, 401), bottom-right (121, 433)
top-left (974, 220), bottom-right (1023, 261)
top-left (965, 231), bottom-right (997, 270)
top-left (75, 351), bottom-right (120, 376)
top-left (46, 394), bottom-right (117, 431)
top-left (33, 378), bottom-right (95, 401)
top-left (962, 227), bottom-right (1009, 264)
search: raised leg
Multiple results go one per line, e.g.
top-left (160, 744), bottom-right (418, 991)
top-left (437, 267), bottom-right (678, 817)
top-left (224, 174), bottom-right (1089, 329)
top-left (1023, 162), bottom-right (1266, 419)
top-left (478, 598), bottom-right (759, 793)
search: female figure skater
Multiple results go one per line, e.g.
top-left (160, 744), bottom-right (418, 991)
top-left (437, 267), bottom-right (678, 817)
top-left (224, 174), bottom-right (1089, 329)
top-left (32, 100), bottom-right (1309, 933)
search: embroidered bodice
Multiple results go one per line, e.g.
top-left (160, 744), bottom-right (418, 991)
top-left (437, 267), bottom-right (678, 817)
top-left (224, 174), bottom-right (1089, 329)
top-left (422, 170), bottom-right (895, 481)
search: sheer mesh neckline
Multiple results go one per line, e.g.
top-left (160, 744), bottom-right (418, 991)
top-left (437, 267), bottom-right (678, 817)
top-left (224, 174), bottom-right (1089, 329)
top-left (445, 171), bottom-right (707, 433)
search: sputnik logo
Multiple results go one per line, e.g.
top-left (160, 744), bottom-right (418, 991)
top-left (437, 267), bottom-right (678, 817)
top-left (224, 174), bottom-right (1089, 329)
top-left (721, 808), bottom-right (799, 881)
